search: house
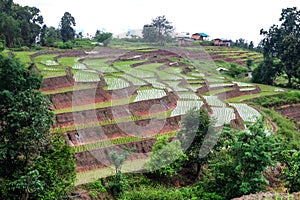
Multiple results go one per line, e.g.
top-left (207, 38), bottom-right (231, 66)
top-left (214, 38), bottom-right (231, 47)
top-left (175, 32), bottom-right (191, 46)
top-left (191, 33), bottom-right (209, 41)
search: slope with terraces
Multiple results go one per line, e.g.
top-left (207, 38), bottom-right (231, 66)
top-left (20, 46), bottom-right (283, 185)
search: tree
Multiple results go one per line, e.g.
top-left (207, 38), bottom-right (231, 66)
top-left (0, 54), bottom-right (75, 199)
top-left (0, 13), bottom-right (21, 47)
top-left (248, 41), bottom-right (254, 50)
top-left (150, 15), bottom-right (174, 45)
top-left (59, 12), bottom-right (76, 42)
top-left (258, 7), bottom-right (300, 87)
top-left (44, 26), bottom-right (59, 47)
top-left (14, 6), bottom-right (44, 46)
top-left (177, 108), bottom-right (216, 177)
top-left (252, 59), bottom-right (279, 85)
top-left (142, 24), bottom-right (158, 43)
top-left (94, 30), bottom-right (112, 46)
top-left (280, 149), bottom-right (300, 193)
top-left (145, 135), bottom-right (187, 176)
top-left (0, 1), bottom-right (44, 47)
top-left (204, 120), bottom-right (277, 199)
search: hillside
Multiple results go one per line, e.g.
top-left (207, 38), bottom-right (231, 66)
top-left (10, 44), bottom-right (299, 199)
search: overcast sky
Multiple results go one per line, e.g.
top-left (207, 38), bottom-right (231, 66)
top-left (14, 0), bottom-right (300, 45)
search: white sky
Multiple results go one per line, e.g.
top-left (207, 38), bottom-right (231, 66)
top-left (14, 0), bottom-right (300, 45)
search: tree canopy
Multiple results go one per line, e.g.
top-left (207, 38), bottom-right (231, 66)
top-left (0, 0), bottom-right (43, 47)
top-left (0, 54), bottom-right (75, 199)
top-left (94, 30), bottom-right (112, 46)
top-left (142, 15), bottom-right (174, 45)
top-left (59, 12), bottom-right (76, 42)
top-left (253, 7), bottom-right (300, 87)
top-left (177, 108), bottom-right (216, 176)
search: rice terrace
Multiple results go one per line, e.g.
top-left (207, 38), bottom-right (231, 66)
top-left (13, 43), bottom-right (297, 177)
top-left (1, 1), bottom-right (300, 199)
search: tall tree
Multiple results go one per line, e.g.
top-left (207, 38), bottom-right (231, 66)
top-left (0, 13), bottom-right (21, 47)
top-left (256, 7), bottom-right (300, 87)
top-left (59, 12), bottom-right (76, 42)
top-left (150, 15), bottom-right (174, 45)
top-left (14, 5), bottom-right (44, 46)
top-left (0, 54), bottom-right (75, 199)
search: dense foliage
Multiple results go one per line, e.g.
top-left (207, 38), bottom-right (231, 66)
top-left (0, 54), bottom-right (75, 199)
top-left (94, 30), bottom-right (113, 47)
top-left (59, 12), bottom-right (76, 42)
top-left (203, 120), bottom-right (278, 199)
top-left (142, 15), bottom-right (174, 45)
top-left (0, 0), bottom-right (43, 47)
top-left (177, 108), bottom-right (216, 176)
top-left (253, 7), bottom-right (300, 88)
top-left (145, 135), bottom-right (187, 176)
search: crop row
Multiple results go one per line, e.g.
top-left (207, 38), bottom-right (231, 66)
top-left (104, 77), bottom-right (130, 90)
top-left (211, 107), bottom-right (236, 127)
top-left (171, 100), bottom-right (204, 117)
top-left (229, 103), bottom-right (261, 122)
top-left (134, 88), bottom-right (167, 102)
top-left (73, 70), bottom-right (100, 82)
top-left (203, 96), bottom-right (226, 107)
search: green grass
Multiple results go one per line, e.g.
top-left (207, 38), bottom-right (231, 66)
top-left (53, 110), bottom-right (172, 134)
top-left (12, 51), bottom-right (36, 64)
top-left (226, 92), bottom-right (277, 103)
top-left (203, 87), bottom-right (234, 96)
top-left (73, 130), bottom-right (177, 153)
top-left (43, 84), bottom-right (97, 95)
top-left (34, 54), bottom-right (59, 64)
top-left (42, 70), bottom-right (67, 78)
top-left (58, 57), bottom-right (78, 67)
top-left (54, 97), bottom-right (133, 114)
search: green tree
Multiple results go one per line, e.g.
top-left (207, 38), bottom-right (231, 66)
top-left (204, 120), bottom-right (277, 199)
top-left (145, 136), bottom-right (187, 176)
top-left (94, 30), bottom-right (112, 46)
top-left (14, 6), bottom-right (44, 46)
top-left (248, 41), bottom-right (254, 50)
top-left (44, 26), bottom-right (59, 47)
top-left (0, 54), bottom-right (75, 199)
top-left (151, 15), bottom-right (174, 45)
top-left (258, 7), bottom-right (300, 87)
top-left (0, 1), bottom-right (44, 47)
top-left (280, 150), bottom-right (300, 192)
top-left (177, 108), bottom-right (216, 177)
top-left (59, 12), bottom-right (76, 42)
top-left (0, 13), bottom-right (21, 47)
top-left (142, 24), bottom-right (158, 43)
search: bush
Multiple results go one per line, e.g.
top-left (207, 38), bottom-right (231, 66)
top-left (54, 41), bottom-right (73, 49)
top-left (228, 63), bottom-right (247, 78)
top-left (121, 184), bottom-right (222, 200)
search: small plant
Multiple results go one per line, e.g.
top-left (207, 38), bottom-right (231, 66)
top-left (89, 190), bottom-right (99, 198)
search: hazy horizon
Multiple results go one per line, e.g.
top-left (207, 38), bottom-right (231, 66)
top-left (14, 0), bottom-right (300, 45)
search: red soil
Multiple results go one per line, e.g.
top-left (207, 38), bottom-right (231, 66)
top-left (55, 91), bottom-right (178, 128)
top-left (66, 116), bottom-right (181, 146)
top-left (75, 138), bottom-right (156, 172)
top-left (50, 85), bottom-right (138, 109)
top-left (42, 67), bottom-right (75, 91)
top-left (276, 103), bottom-right (300, 122)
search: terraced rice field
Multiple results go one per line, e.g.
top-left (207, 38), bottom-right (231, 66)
top-left (12, 46), bottom-right (283, 185)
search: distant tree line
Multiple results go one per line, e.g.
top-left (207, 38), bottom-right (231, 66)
top-left (0, 0), bottom-right (113, 49)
